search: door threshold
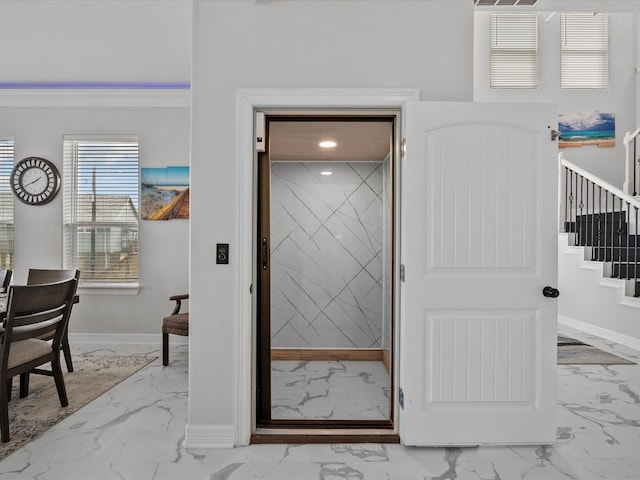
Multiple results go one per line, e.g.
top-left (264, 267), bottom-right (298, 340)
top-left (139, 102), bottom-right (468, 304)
top-left (251, 428), bottom-right (400, 444)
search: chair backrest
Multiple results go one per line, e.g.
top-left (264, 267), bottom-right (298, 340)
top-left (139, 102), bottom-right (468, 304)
top-left (27, 269), bottom-right (80, 304)
top-left (27, 269), bottom-right (78, 286)
top-left (0, 270), bottom-right (11, 293)
top-left (1, 278), bottom-right (77, 353)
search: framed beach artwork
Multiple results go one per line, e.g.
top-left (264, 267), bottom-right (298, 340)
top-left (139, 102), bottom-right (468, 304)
top-left (141, 166), bottom-right (190, 220)
top-left (558, 112), bottom-right (615, 148)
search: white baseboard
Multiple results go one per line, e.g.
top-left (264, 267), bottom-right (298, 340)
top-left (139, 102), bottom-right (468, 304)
top-left (183, 424), bottom-right (235, 449)
top-left (559, 314), bottom-right (640, 352)
top-left (68, 332), bottom-right (188, 345)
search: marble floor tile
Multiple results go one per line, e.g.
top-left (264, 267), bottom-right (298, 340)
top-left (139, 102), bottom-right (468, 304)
top-left (1, 331), bottom-right (640, 479)
top-left (271, 360), bottom-right (391, 420)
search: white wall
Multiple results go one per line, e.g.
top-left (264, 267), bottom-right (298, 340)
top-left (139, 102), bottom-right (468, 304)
top-left (474, 11), bottom-right (637, 188)
top-left (558, 234), bottom-right (640, 345)
top-left (190, 0), bottom-right (473, 443)
top-left (0, 0), bottom-right (191, 84)
top-left (0, 0), bottom-right (192, 336)
top-left (0, 105), bottom-right (191, 335)
top-left (637, 14), bottom-right (640, 130)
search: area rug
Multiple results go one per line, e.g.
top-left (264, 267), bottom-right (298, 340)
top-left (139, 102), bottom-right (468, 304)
top-left (0, 353), bottom-right (156, 461)
top-left (557, 336), bottom-right (635, 365)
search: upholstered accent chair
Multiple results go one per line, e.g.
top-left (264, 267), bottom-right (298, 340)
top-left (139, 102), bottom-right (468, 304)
top-left (162, 294), bottom-right (188, 366)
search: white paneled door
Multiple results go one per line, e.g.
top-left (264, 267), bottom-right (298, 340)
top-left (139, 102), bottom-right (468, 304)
top-left (399, 102), bottom-right (558, 445)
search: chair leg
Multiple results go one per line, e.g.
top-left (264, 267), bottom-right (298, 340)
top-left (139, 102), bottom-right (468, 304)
top-left (19, 373), bottom-right (29, 398)
top-left (163, 332), bottom-right (169, 366)
top-left (52, 359), bottom-right (68, 407)
top-left (61, 332), bottom-right (74, 372)
top-left (0, 378), bottom-right (9, 442)
top-left (5, 379), bottom-right (11, 402)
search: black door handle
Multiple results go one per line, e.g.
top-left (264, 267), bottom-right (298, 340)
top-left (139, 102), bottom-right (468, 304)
top-left (542, 286), bottom-right (559, 298)
top-left (262, 237), bottom-right (269, 270)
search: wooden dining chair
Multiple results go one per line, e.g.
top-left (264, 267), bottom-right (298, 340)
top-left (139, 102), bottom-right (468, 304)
top-left (0, 277), bottom-right (78, 442)
top-left (27, 269), bottom-right (80, 373)
top-left (162, 294), bottom-right (188, 366)
top-left (0, 270), bottom-right (11, 294)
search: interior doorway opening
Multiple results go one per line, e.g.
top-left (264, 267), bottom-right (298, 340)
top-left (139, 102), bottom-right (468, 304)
top-left (253, 112), bottom-right (400, 443)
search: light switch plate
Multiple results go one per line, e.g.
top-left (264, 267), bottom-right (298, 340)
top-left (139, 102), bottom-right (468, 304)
top-left (216, 243), bottom-right (229, 264)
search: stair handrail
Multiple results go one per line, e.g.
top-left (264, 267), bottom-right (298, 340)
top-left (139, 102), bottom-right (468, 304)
top-left (560, 154), bottom-right (640, 211)
top-left (623, 127), bottom-right (640, 196)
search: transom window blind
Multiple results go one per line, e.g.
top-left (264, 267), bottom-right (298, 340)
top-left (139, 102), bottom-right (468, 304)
top-left (490, 13), bottom-right (539, 89)
top-left (63, 137), bottom-right (139, 284)
top-left (561, 13), bottom-right (609, 89)
top-left (0, 139), bottom-right (13, 270)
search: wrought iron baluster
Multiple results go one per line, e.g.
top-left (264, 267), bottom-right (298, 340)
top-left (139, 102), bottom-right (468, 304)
top-left (633, 206), bottom-right (640, 297)
top-left (635, 136), bottom-right (639, 197)
top-left (598, 186), bottom-right (602, 257)
top-left (611, 192), bottom-right (616, 269)
top-left (564, 167), bottom-right (569, 232)
top-left (578, 175), bottom-right (584, 246)
top-left (626, 201), bottom-right (631, 280)
top-left (590, 180), bottom-right (595, 259)
top-left (569, 169), bottom-right (575, 241)
top-left (605, 190), bottom-right (609, 263)
top-left (616, 197), bottom-right (624, 278)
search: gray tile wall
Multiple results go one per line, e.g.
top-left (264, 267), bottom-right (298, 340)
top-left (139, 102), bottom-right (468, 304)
top-left (270, 161), bottom-right (385, 348)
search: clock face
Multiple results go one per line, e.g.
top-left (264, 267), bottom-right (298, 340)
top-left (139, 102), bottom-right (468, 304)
top-left (11, 157), bottom-right (61, 205)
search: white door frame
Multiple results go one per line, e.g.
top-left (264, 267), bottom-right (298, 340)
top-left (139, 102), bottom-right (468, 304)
top-left (234, 88), bottom-right (420, 446)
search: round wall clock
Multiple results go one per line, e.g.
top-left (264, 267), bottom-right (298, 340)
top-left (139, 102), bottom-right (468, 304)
top-left (11, 157), bottom-right (61, 205)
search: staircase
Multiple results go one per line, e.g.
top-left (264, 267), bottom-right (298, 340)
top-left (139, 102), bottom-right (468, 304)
top-left (568, 210), bottom-right (640, 296)
top-left (560, 154), bottom-right (640, 300)
top-left (558, 153), bottom-right (640, 348)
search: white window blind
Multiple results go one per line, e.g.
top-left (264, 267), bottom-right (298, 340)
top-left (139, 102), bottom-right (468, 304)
top-left (63, 137), bottom-right (139, 284)
top-left (0, 139), bottom-right (13, 270)
top-left (490, 13), bottom-right (539, 89)
top-left (561, 13), bottom-right (609, 89)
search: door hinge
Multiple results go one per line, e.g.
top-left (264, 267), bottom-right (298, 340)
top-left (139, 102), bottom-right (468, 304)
top-left (401, 138), bottom-right (406, 159)
top-left (400, 264), bottom-right (405, 282)
top-left (399, 387), bottom-right (405, 409)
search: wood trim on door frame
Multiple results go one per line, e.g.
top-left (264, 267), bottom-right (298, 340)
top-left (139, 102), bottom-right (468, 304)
top-left (271, 348), bottom-right (384, 362)
top-left (256, 141), bottom-right (272, 422)
top-left (252, 107), bottom-right (406, 440)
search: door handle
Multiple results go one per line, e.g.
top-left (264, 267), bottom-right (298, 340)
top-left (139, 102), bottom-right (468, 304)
top-left (262, 237), bottom-right (269, 270)
top-left (542, 286), bottom-right (559, 298)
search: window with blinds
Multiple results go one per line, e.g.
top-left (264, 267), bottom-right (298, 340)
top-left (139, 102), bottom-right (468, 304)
top-left (561, 13), bottom-right (609, 89)
top-left (490, 13), bottom-right (539, 89)
top-left (0, 139), bottom-right (13, 270)
top-left (63, 137), bottom-right (139, 284)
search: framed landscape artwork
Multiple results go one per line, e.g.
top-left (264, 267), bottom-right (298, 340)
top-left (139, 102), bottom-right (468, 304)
top-left (141, 166), bottom-right (190, 220)
top-left (558, 112), bottom-right (615, 148)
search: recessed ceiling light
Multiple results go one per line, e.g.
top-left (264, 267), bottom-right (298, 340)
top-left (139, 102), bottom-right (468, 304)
top-left (319, 140), bottom-right (337, 148)
top-left (320, 170), bottom-right (333, 176)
